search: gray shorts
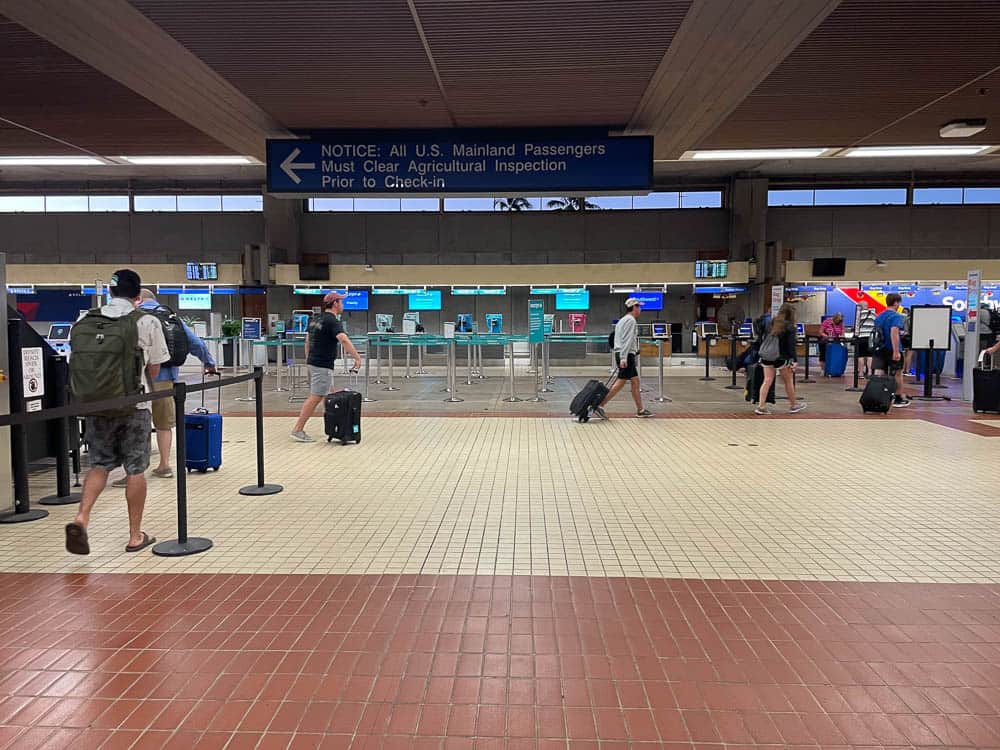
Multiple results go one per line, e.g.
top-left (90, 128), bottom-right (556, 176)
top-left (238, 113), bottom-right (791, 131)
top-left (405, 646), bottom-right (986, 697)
top-left (86, 410), bottom-right (152, 476)
top-left (308, 365), bottom-right (333, 397)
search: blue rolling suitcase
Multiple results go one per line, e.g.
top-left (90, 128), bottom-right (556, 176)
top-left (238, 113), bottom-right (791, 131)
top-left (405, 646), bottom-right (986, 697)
top-left (823, 342), bottom-right (849, 377)
top-left (186, 374), bottom-right (222, 472)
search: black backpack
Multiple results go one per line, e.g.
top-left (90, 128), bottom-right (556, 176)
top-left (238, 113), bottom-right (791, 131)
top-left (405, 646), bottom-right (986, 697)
top-left (147, 305), bottom-right (190, 367)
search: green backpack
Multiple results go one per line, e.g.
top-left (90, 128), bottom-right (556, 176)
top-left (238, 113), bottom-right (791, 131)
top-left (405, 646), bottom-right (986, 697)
top-left (69, 309), bottom-right (146, 417)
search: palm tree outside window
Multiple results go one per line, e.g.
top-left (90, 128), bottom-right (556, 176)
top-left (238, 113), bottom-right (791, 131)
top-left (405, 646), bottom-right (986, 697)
top-left (494, 197), bottom-right (533, 211)
top-left (546, 197), bottom-right (599, 211)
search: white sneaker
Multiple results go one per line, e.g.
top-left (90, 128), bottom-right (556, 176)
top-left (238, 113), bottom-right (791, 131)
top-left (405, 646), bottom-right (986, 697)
top-left (290, 431), bottom-right (316, 443)
top-left (789, 402), bottom-right (808, 414)
top-left (754, 406), bottom-right (772, 415)
top-left (591, 406), bottom-right (608, 420)
top-left (636, 409), bottom-right (653, 418)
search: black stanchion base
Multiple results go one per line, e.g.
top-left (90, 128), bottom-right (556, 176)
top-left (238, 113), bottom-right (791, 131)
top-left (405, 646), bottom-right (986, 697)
top-left (239, 483), bottom-right (284, 496)
top-left (152, 537), bottom-right (213, 557)
top-left (698, 377), bottom-right (716, 382)
top-left (800, 377), bottom-right (817, 384)
top-left (0, 508), bottom-right (49, 524)
top-left (912, 396), bottom-right (950, 402)
top-left (39, 493), bottom-right (81, 506)
top-left (845, 386), bottom-right (865, 392)
top-left (723, 383), bottom-right (742, 390)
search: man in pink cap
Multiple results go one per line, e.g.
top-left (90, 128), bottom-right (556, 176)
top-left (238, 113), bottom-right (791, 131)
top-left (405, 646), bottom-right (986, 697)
top-left (291, 291), bottom-right (363, 442)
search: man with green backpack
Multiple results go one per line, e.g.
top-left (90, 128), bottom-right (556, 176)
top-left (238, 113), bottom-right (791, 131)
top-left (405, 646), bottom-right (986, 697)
top-left (65, 269), bottom-right (171, 555)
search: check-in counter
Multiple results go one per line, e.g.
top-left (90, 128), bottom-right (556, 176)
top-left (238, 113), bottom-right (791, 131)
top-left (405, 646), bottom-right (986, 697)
top-left (698, 336), bottom-right (751, 359)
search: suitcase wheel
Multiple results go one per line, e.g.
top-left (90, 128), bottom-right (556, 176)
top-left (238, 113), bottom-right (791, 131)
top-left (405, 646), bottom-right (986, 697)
top-left (327, 437), bottom-right (333, 442)
top-left (355, 436), bottom-right (361, 445)
top-left (341, 439), bottom-right (349, 445)
top-left (199, 468), bottom-right (208, 473)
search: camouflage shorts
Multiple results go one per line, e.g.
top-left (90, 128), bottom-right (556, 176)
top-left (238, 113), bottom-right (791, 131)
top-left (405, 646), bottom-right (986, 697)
top-left (86, 410), bottom-right (152, 476)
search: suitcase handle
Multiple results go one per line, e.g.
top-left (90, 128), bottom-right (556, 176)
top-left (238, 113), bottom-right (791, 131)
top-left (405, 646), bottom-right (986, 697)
top-left (980, 350), bottom-right (995, 371)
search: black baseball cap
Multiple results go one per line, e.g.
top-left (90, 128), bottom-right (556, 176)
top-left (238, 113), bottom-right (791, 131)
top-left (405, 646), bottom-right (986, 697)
top-left (109, 269), bottom-right (141, 299)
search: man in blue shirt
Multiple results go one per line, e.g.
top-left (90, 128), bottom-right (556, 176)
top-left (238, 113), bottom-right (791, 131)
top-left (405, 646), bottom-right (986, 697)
top-left (136, 288), bottom-right (217, 477)
top-left (872, 292), bottom-right (911, 407)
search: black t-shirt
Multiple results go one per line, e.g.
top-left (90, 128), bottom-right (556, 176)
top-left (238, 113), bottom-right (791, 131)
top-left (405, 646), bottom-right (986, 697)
top-left (306, 312), bottom-right (344, 369)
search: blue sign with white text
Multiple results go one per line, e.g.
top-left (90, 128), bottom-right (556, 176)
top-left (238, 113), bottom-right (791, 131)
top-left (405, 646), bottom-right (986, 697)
top-left (266, 129), bottom-right (652, 195)
top-left (528, 300), bottom-right (545, 344)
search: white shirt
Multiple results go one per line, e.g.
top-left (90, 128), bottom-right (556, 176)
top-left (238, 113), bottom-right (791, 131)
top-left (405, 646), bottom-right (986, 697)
top-left (614, 315), bottom-right (639, 358)
top-left (78, 298), bottom-right (170, 411)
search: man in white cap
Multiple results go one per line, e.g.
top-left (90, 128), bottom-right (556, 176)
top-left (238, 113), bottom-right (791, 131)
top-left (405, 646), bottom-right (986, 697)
top-left (291, 291), bottom-right (363, 442)
top-left (592, 297), bottom-right (653, 419)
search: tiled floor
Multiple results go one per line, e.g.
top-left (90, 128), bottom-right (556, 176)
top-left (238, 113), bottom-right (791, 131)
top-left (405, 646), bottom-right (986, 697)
top-left (1, 574), bottom-right (999, 750)
top-left (3, 367), bottom-right (1000, 748)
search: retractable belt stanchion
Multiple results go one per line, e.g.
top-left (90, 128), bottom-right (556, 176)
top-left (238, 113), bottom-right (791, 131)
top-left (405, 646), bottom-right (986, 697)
top-left (443, 339), bottom-right (464, 403)
top-left (540, 339), bottom-right (553, 393)
top-left (416, 344), bottom-right (427, 375)
top-left (465, 341), bottom-right (475, 386)
top-left (238, 367), bottom-right (285, 496)
top-left (153, 380), bottom-right (213, 556)
top-left (639, 353), bottom-right (651, 392)
top-left (40, 355), bottom-right (81, 506)
top-left (652, 338), bottom-right (672, 402)
top-left (846, 339), bottom-right (864, 392)
top-left (383, 340), bottom-right (399, 391)
top-left (913, 340), bottom-right (950, 402)
top-left (528, 343), bottom-right (545, 402)
top-left (404, 341), bottom-right (412, 378)
top-left (476, 344), bottom-right (487, 379)
top-left (699, 337), bottom-right (716, 381)
top-left (273, 341), bottom-right (289, 392)
top-left (0, 320), bottom-right (48, 524)
top-left (362, 349), bottom-right (376, 402)
top-left (801, 336), bottom-right (816, 383)
top-left (235, 339), bottom-right (255, 402)
top-left (503, 340), bottom-right (523, 403)
top-left (724, 326), bottom-right (742, 390)
top-left (373, 338), bottom-right (384, 384)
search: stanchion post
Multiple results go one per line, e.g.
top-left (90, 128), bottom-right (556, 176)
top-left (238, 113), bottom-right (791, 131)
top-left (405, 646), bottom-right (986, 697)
top-left (699, 335), bottom-right (716, 382)
top-left (724, 324), bottom-right (741, 390)
top-left (153, 381), bottom-right (212, 555)
top-left (652, 338), bottom-right (672, 402)
top-left (801, 335), bottom-right (816, 383)
top-left (503, 340), bottom-right (523, 402)
top-left (540, 340), bottom-right (553, 392)
top-left (40, 356), bottom-right (80, 505)
top-left (443, 340), bottom-right (464, 403)
top-left (846, 338), bottom-right (864, 392)
top-left (383, 341), bottom-right (399, 391)
top-left (404, 342), bottom-right (412, 379)
top-left (373, 339), bottom-right (384, 384)
top-left (528, 343), bottom-right (545, 402)
top-left (240, 367), bottom-right (284, 495)
top-left (362, 349), bottom-right (375, 402)
top-left (0, 320), bottom-right (48, 524)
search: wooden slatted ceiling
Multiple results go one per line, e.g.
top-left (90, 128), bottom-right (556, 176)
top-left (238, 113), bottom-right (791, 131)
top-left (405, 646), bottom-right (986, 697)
top-left (129, 0), bottom-right (452, 129)
top-left (0, 14), bottom-right (233, 156)
top-left (700, 0), bottom-right (1000, 149)
top-left (412, 0), bottom-right (690, 127)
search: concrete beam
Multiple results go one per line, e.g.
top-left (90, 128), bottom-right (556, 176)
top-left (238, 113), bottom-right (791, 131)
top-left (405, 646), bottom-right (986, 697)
top-left (629, 0), bottom-right (840, 160)
top-left (0, 0), bottom-right (290, 160)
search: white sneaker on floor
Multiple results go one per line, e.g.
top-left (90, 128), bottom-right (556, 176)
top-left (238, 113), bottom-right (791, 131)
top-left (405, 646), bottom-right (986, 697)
top-left (290, 430), bottom-right (316, 443)
top-left (636, 408), bottom-right (653, 418)
top-left (591, 406), bottom-right (607, 420)
top-left (111, 477), bottom-right (128, 488)
top-left (754, 406), bottom-right (772, 415)
top-left (789, 402), bottom-right (808, 414)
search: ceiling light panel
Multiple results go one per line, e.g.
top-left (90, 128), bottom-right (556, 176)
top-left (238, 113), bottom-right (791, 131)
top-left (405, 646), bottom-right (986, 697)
top-left (688, 148), bottom-right (830, 160)
top-left (119, 156), bottom-right (255, 165)
top-left (844, 145), bottom-right (992, 157)
top-left (0, 156), bottom-right (105, 166)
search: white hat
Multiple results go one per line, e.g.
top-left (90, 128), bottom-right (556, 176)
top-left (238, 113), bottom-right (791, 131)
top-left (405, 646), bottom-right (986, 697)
top-left (625, 297), bottom-right (643, 308)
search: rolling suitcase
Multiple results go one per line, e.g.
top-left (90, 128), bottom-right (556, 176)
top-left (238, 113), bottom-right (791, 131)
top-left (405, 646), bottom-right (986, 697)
top-left (570, 374), bottom-right (614, 422)
top-left (185, 373), bottom-right (223, 472)
top-left (860, 374), bottom-right (895, 413)
top-left (744, 363), bottom-right (776, 404)
top-left (973, 352), bottom-right (1000, 413)
top-left (325, 390), bottom-right (362, 444)
top-left (823, 342), bottom-right (848, 377)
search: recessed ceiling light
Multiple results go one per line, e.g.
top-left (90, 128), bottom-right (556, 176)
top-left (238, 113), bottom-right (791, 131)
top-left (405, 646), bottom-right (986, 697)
top-left (687, 148), bottom-right (830, 160)
top-left (940, 119), bottom-right (987, 138)
top-left (0, 156), bottom-right (104, 166)
top-left (118, 156), bottom-right (254, 165)
top-left (843, 145), bottom-right (992, 157)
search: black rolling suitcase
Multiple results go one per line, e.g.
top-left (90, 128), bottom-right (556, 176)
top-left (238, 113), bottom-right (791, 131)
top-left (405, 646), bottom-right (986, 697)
top-left (744, 363), bottom-right (775, 404)
top-left (860, 375), bottom-right (895, 413)
top-left (570, 374), bottom-right (614, 422)
top-left (325, 390), bottom-right (362, 444)
top-left (973, 352), bottom-right (1000, 413)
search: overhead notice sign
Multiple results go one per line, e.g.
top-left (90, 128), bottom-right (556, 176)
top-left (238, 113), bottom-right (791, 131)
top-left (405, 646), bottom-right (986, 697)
top-left (266, 129), bottom-right (652, 196)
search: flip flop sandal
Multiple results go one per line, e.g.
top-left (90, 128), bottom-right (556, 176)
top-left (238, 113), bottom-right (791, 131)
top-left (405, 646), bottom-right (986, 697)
top-left (125, 532), bottom-right (156, 553)
top-left (65, 523), bottom-right (90, 555)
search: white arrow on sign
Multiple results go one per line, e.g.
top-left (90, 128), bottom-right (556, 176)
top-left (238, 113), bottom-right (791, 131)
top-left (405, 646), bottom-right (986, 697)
top-left (280, 147), bottom-right (315, 185)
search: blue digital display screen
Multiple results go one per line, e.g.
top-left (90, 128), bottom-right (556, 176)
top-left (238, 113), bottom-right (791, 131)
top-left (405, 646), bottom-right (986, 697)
top-left (555, 289), bottom-right (590, 310)
top-left (409, 290), bottom-right (442, 311)
top-left (334, 290), bottom-right (369, 310)
top-left (629, 292), bottom-right (663, 311)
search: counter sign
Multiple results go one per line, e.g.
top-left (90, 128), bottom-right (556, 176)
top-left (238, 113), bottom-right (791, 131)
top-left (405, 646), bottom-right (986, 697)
top-left (267, 129), bottom-right (652, 196)
top-left (22, 347), bottom-right (44, 398)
